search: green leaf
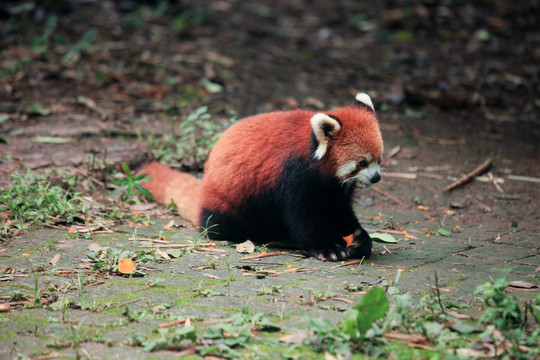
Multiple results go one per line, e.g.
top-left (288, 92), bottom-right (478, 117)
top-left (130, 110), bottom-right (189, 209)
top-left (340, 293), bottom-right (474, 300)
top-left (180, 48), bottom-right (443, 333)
top-left (511, 220), bottom-right (518, 228)
top-left (370, 233), bottom-right (398, 243)
top-left (354, 287), bottom-right (389, 336)
top-left (134, 183), bottom-right (156, 201)
top-left (121, 162), bottom-right (132, 177)
top-left (109, 186), bottom-right (128, 199)
top-left (0, 135), bottom-right (11, 145)
top-left (166, 249), bottom-right (183, 258)
top-left (449, 321), bottom-right (479, 334)
top-left (437, 228), bottom-right (452, 237)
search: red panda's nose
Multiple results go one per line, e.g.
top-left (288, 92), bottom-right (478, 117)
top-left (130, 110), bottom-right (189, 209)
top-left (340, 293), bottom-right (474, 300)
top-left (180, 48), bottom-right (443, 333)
top-left (370, 173), bottom-right (381, 184)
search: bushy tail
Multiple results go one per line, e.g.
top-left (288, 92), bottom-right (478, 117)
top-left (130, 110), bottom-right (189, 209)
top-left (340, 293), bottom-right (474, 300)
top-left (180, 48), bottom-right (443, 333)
top-left (137, 162), bottom-right (201, 225)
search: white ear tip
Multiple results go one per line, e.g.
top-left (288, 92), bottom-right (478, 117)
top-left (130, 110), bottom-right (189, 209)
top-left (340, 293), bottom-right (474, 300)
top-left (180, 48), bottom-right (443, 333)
top-left (355, 92), bottom-right (375, 111)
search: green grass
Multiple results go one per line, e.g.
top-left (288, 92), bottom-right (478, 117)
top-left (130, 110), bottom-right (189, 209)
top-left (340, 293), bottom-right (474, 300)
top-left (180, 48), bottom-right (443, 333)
top-left (0, 170), bottom-right (87, 239)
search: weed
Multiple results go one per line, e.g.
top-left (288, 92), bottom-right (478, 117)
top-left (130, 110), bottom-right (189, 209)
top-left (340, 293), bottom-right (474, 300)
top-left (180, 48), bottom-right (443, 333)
top-left (198, 216), bottom-right (219, 243)
top-left (193, 280), bottom-right (222, 297)
top-left (149, 106), bottom-right (237, 170)
top-left (77, 273), bottom-right (85, 309)
top-left (258, 284), bottom-right (284, 296)
top-left (0, 170), bottom-right (87, 239)
top-left (86, 245), bottom-right (152, 276)
top-left (109, 162), bottom-right (156, 203)
top-left (8, 289), bottom-right (29, 302)
top-left (61, 28), bottom-right (98, 64)
top-left (200, 311), bottom-right (280, 356)
top-left (140, 326), bottom-right (197, 352)
top-left (31, 15), bottom-right (58, 58)
top-left (224, 257), bottom-right (233, 296)
top-left (436, 217), bottom-right (452, 237)
top-left (476, 275), bottom-right (522, 329)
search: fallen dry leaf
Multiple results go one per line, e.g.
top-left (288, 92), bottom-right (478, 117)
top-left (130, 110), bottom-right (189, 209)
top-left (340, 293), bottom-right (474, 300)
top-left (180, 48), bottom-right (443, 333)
top-left (446, 310), bottom-right (471, 319)
top-left (342, 234), bottom-right (354, 247)
top-left (278, 330), bottom-right (309, 344)
top-left (384, 332), bottom-right (427, 343)
top-left (118, 258), bottom-right (136, 274)
top-left (163, 219), bottom-right (175, 229)
top-left (324, 351), bottom-right (343, 360)
top-left (507, 280), bottom-right (536, 289)
top-left (155, 248), bottom-right (170, 260)
top-left (236, 240), bottom-right (255, 254)
top-left (203, 273), bottom-right (222, 280)
top-left (49, 254), bottom-right (60, 265)
top-left (157, 318), bottom-right (188, 328)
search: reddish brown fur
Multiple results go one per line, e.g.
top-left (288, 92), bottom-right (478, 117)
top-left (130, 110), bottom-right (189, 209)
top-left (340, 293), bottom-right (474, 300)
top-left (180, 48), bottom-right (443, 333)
top-left (138, 162), bottom-right (201, 224)
top-left (318, 106), bottom-right (383, 177)
top-left (139, 103), bottom-right (382, 228)
top-left (200, 110), bottom-right (314, 215)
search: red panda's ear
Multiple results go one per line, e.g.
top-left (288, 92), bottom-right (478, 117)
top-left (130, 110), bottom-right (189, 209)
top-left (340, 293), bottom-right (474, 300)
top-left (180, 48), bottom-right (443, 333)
top-left (355, 93), bottom-right (375, 112)
top-left (310, 113), bottom-right (341, 160)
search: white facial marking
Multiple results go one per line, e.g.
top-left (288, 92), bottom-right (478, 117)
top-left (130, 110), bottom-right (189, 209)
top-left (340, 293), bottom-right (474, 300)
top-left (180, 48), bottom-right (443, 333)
top-left (310, 113), bottom-right (341, 160)
top-left (357, 162), bottom-right (381, 187)
top-left (355, 93), bottom-right (375, 112)
top-left (336, 160), bottom-right (357, 178)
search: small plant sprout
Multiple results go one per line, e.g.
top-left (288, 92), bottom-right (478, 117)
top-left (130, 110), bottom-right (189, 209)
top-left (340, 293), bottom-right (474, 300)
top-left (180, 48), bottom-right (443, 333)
top-left (109, 162), bottom-right (156, 202)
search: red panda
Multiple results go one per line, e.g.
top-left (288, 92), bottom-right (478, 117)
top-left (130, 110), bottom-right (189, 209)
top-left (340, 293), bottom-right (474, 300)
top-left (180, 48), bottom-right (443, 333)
top-left (139, 93), bottom-right (383, 261)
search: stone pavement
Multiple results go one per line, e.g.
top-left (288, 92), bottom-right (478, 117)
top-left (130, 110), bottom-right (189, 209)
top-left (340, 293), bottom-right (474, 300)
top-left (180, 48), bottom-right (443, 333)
top-left (0, 203), bottom-right (538, 359)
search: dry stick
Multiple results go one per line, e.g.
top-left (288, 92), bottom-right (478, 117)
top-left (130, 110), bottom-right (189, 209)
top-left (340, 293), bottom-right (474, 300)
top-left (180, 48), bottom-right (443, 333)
top-left (331, 259), bottom-right (362, 268)
top-left (330, 297), bottom-right (353, 304)
top-left (240, 251), bottom-right (281, 261)
top-left (141, 243), bottom-right (215, 248)
top-left (131, 237), bottom-right (172, 243)
top-left (434, 271), bottom-right (445, 314)
top-left (71, 167), bottom-right (106, 188)
top-left (157, 318), bottom-right (188, 328)
top-left (372, 187), bottom-right (409, 208)
top-left (443, 158), bottom-right (491, 192)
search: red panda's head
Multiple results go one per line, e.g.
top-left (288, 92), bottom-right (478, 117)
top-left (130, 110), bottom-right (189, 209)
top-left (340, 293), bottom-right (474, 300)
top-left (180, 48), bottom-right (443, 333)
top-left (310, 93), bottom-right (383, 188)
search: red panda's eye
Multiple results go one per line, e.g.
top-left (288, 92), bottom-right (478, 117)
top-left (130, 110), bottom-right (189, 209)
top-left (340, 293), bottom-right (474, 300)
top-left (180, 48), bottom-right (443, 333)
top-left (359, 160), bottom-right (368, 168)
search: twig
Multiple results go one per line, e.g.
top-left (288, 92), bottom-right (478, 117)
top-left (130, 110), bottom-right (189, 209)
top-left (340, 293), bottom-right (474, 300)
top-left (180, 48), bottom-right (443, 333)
top-left (131, 237), bottom-right (172, 243)
top-left (141, 243), bottom-right (215, 248)
top-left (372, 187), bottom-right (409, 208)
top-left (240, 251), bottom-right (281, 261)
top-left (384, 172), bottom-right (417, 180)
top-left (329, 297), bottom-right (353, 304)
top-left (157, 318), bottom-right (188, 328)
top-left (71, 167), bottom-right (106, 188)
top-left (443, 158), bottom-right (491, 192)
top-left (434, 271), bottom-right (445, 314)
top-left (331, 259), bottom-right (362, 268)
top-left (507, 174), bottom-right (540, 183)
top-left (416, 172), bottom-right (444, 180)
top-left (30, 352), bottom-right (65, 360)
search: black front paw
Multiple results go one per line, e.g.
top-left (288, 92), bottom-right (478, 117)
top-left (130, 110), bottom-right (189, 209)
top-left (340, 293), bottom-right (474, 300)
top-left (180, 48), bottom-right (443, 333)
top-left (307, 244), bottom-right (350, 262)
top-left (347, 228), bottom-right (372, 259)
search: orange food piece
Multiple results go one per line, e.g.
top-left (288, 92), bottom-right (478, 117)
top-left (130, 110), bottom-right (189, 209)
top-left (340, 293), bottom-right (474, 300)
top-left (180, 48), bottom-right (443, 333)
top-left (342, 233), bottom-right (354, 247)
top-left (118, 258), bottom-right (136, 274)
